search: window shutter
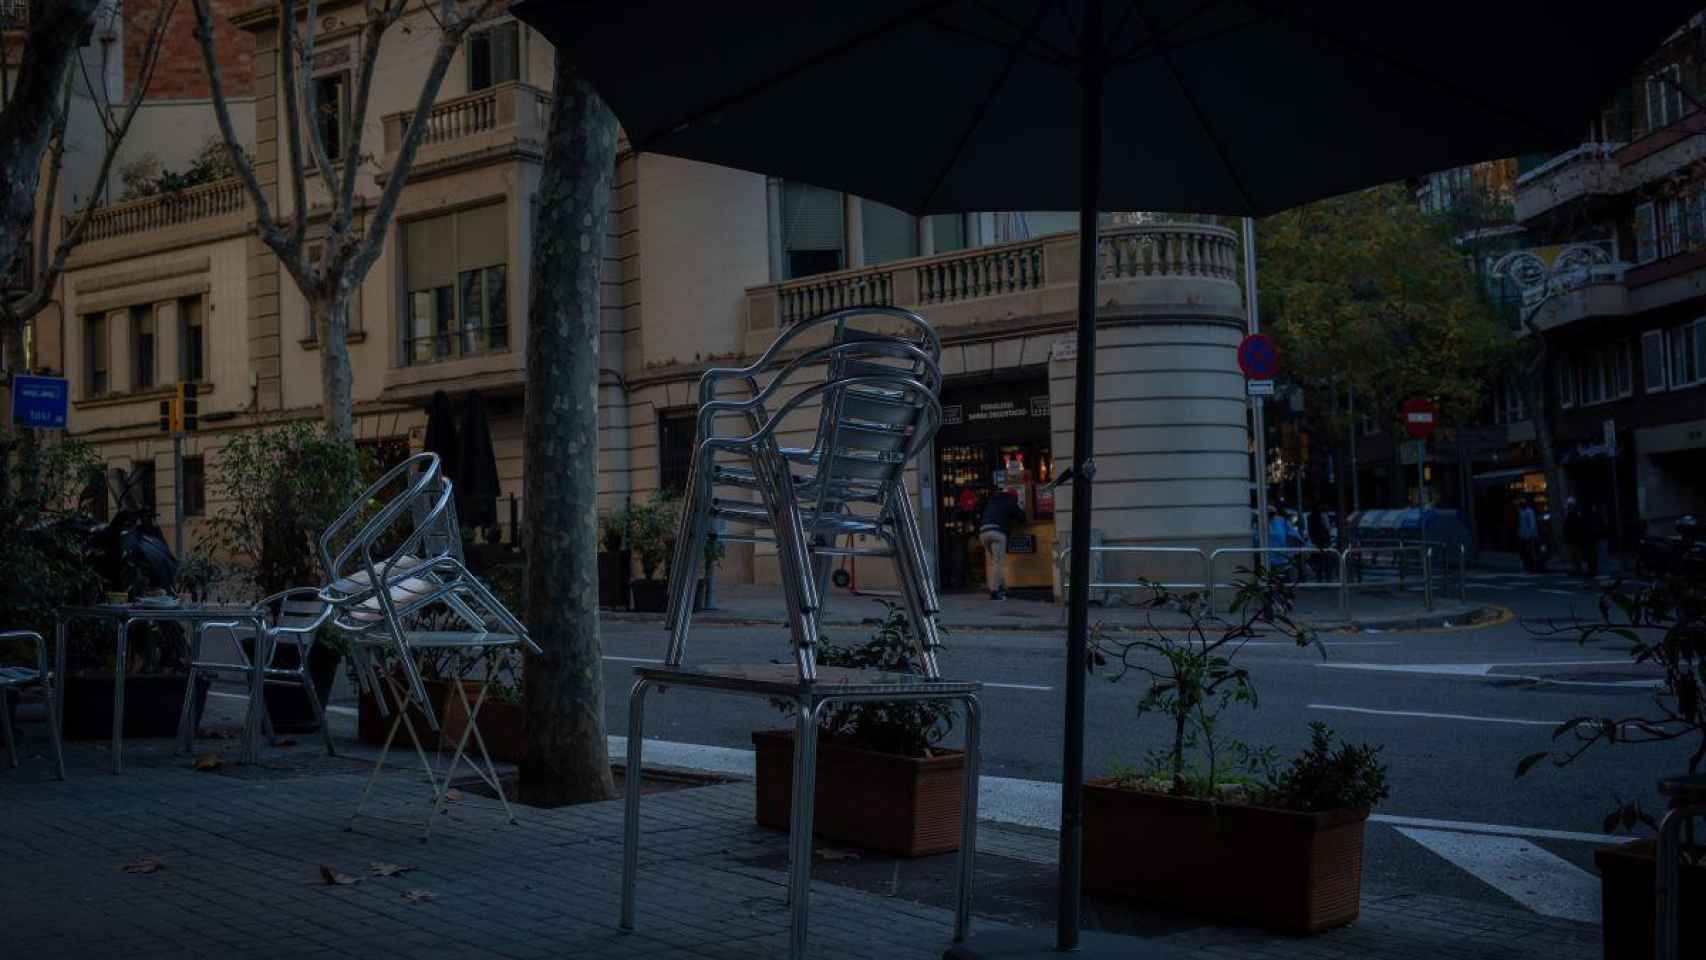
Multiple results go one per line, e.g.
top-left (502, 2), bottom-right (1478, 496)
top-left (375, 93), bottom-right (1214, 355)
top-left (860, 198), bottom-right (917, 266)
top-left (457, 203), bottom-right (507, 272)
top-left (1635, 203), bottom-right (1658, 263)
top-left (493, 23), bottom-right (520, 85)
top-left (406, 214), bottom-right (455, 291)
top-left (781, 182), bottom-right (845, 256)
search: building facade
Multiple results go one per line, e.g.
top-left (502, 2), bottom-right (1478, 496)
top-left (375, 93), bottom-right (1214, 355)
top-left (22, 1), bottom-right (1255, 596)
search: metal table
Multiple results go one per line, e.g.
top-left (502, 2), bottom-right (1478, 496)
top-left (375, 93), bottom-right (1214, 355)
top-left (55, 603), bottom-right (270, 773)
top-left (622, 663), bottom-right (982, 959)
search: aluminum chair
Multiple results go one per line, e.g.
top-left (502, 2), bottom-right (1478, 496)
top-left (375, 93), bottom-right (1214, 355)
top-left (666, 342), bottom-right (944, 681)
top-left (0, 630), bottom-right (65, 779)
top-left (316, 452), bottom-right (538, 836)
top-left (176, 588), bottom-right (338, 757)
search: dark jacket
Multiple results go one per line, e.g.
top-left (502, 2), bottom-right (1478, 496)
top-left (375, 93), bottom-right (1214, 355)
top-left (1563, 504), bottom-right (1595, 546)
top-left (979, 491), bottom-right (1026, 535)
top-left (1307, 511), bottom-right (1331, 547)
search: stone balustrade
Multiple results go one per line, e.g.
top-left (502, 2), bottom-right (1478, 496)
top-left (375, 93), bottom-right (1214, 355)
top-left (69, 177), bottom-right (247, 244)
top-left (382, 81), bottom-right (551, 160)
top-left (748, 222), bottom-right (1241, 340)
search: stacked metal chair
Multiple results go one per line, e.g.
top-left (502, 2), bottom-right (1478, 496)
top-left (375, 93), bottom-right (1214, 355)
top-left (316, 452), bottom-right (537, 836)
top-left (662, 305), bottom-right (946, 677)
top-left (625, 307), bottom-right (982, 958)
top-left (0, 630), bottom-right (65, 779)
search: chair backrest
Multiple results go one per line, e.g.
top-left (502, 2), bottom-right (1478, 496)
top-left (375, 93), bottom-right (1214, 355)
top-left (277, 595), bottom-right (328, 632)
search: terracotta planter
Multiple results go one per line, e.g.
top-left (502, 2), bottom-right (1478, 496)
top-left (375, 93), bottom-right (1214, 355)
top-left (1595, 837), bottom-right (1704, 960)
top-left (752, 728), bottom-right (964, 857)
top-left (60, 673), bottom-right (212, 741)
top-left (439, 684), bottom-right (526, 763)
top-left (1082, 778), bottom-right (1369, 933)
top-left (356, 678), bottom-right (453, 746)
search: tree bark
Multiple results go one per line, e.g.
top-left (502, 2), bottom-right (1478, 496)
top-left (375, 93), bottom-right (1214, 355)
top-left (0, 0), bottom-right (101, 286)
top-left (518, 53), bottom-right (618, 807)
top-left (309, 295), bottom-right (355, 441)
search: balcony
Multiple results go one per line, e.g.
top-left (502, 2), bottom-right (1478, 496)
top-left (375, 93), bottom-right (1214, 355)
top-left (65, 177), bottom-right (248, 246)
top-left (1513, 143), bottom-right (1622, 224)
top-left (381, 82), bottom-right (552, 176)
top-left (1495, 244), bottom-right (1630, 334)
top-left (1526, 265), bottom-right (1631, 333)
top-left (742, 223), bottom-right (1240, 354)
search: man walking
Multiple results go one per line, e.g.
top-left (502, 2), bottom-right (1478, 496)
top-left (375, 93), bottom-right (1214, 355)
top-left (1307, 505), bottom-right (1333, 581)
top-left (1517, 498), bottom-right (1542, 572)
top-left (979, 488), bottom-right (1026, 600)
top-left (1564, 497), bottom-right (1598, 578)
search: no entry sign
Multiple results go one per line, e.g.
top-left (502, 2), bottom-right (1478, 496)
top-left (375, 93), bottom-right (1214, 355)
top-left (1237, 334), bottom-right (1279, 379)
top-left (1402, 398), bottom-right (1437, 439)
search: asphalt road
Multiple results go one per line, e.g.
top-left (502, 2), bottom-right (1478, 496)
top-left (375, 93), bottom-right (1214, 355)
top-left (596, 572), bottom-right (1677, 917)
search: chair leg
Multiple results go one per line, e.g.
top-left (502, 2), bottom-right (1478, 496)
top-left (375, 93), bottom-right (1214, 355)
top-left (1, 692), bottom-right (16, 769)
top-left (44, 682), bottom-right (66, 781)
top-left (175, 665), bottom-right (200, 755)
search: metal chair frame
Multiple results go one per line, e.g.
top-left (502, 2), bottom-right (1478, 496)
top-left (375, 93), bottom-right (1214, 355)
top-left (0, 630), bottom-right (65, 780)
top-left (176, 588), bottom-right (337, 757)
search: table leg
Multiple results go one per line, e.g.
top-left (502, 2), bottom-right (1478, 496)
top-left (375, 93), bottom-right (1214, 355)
top-left (620, 678), bottom-right (651, 931)
top-left (112, 619), bottom-right (130, 775)
top-left (243, 616), bottom-right (267, 765)
top-left (54, 617), bottom-right (67, 754)
top-left (954, 694), bottom-right (982, 942)
top-left (788, 698), bottom-right (825, 960)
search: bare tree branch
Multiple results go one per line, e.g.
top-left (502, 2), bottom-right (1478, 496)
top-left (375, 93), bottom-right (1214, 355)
top-left (294, 0), bottom-right (342, 202)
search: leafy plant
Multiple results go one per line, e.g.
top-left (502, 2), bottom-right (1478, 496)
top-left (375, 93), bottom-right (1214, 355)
top-left (625, 491), bottom-right (680, 581)
top-left (780, 600), bottom-right (954, 758)
top-left (599, 508), bottom-right (631, 553)
top-left (1089, 568), bottom-right (1322, 798)
top-left (0, 433), bottom-right (105, 661)
top-left (1516, 571), bottom-right (1706, 831)
top-left (118, 136), bottom-right (240, 200)
top-left (202, 421), bottom-right (369, 596)
top-left (1261, 721), bottom-right (1389, 812)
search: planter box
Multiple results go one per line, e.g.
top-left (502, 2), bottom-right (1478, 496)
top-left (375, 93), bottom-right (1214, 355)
top-left (1595, 837), bottom-right (1704, 960)
top-left (630, 579), bottom-right (668, 613)
top-left (61, 673), bottom-right (212, 741)
top-left (440, 685), bottom-right (526, 763)
top-left (1083, 778), bottom-right (1368, 933)
top-left (752, 728), bottom-right (964, 857)
top-left (598, 550), bottom-right (631, 609)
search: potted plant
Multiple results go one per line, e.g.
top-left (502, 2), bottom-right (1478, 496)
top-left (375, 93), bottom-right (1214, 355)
top-left (437, 648), bottom-right (526, 762)
top-left (598, 508), bottom-right (633, 610)
top-left (1516, 571), bottom-right (1705, 959)
top-left (1081, 573), bottom-right (1389, 933)
top-left (626, 492), bottom-right (679, 613)
top-left (752, 601), bottom-right (964, 857)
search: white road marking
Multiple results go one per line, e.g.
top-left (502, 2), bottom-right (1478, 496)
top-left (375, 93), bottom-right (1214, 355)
top-left (980, 682), bottom-right (1054, 691)
top-left (1308, 704), bottom-right (1559, 726)
top-left (1396, 827), bottom-right (1603, 923)
top-left (1538, 589), bottom-right (1579, 596)
top-left (605, 655), bottom-right (666, 663)
top-left (1372, 813), bottom-right (1632, 845)
top-left (1318, 660), bottom-right (1659, 688)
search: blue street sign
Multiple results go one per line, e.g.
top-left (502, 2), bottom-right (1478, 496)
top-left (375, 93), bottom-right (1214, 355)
top-left (1237, 333), bottom-right (1280, 380)
top-left (10, 375), bottom-right (70, 429)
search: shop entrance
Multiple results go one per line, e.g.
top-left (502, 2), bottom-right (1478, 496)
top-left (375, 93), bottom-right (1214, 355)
top-left (934, 372), bottom-right (1055, 594)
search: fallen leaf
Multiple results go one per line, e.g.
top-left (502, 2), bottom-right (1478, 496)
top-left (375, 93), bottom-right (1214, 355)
top-left (122, 857), bottom-right (164, 874)
top-left (814, 848), bottom-right (860, 863)
top-left (369, 862), bottom-right (415, 878)
top-left (192, 753), bottom-right (223, 771)
top-left (444, 788), bottom-right (463, 802)
top-left (400, 889), bottom-right (437, 903)
top-left (319, 865), bottom-right (361, 886)
top-left (274, 737), bottom-right (299, 748)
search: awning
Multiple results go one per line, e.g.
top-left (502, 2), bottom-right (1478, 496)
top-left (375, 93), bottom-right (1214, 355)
top-left (1473, 467), bottom-right (1535, 484)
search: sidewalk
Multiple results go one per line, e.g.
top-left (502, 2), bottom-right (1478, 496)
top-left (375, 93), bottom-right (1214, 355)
top-left (0, 716), bottom-right (1597, 960)
top-left (618, 582), bottom-right (1495, 633)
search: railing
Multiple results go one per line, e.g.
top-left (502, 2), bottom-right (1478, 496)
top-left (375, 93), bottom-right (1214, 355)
top-left (756, 222), bottom-right (1240, 333)
top-left (383, 82), bottom-right (552, 156)
top-left (70, 177), bottom-right (247, 243)
top-left (1514, 142), bottom-right (1623, 187)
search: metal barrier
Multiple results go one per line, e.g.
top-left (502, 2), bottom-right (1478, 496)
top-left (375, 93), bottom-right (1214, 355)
top-left (1342, 544), bottom-right (1434, 613)
top-left (1206, 546), bottom-right (1347, 614)
top-left (1085, 545), bottom-right (1211, 594)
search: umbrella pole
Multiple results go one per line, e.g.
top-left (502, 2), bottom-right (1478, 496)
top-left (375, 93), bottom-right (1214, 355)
top-left (1057, 4), bottom-right (1103, 951)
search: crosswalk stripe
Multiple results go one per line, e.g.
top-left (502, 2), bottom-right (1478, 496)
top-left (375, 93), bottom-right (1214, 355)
top-left (1396, 827), bottom-right (1602, 924)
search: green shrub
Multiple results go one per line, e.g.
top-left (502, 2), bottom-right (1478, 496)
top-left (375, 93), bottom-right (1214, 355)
top-left (811, 600), bottom-right (954, 757)
top-left (0, 433), bottom-right (104, 656)
top-left (1261, 722), bottom-right (1389, 812)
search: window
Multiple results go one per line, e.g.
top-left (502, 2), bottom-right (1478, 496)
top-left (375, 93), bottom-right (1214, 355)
top-left (1661, 198), bottom-right (1685, 257)
top-left (1557, 355), bottom-right (1576, 408)
top-left (312, 72), bottom-right (348, 159)
top-left (861, 198), bottom-right (917, 265)
top-left (1642, 329), bottom-right (1669, 393)
top-left (131, 305), bottom-right (156, 390)
top-left (468, 21), bottom-right (520, 91)
top-left (1687, 188), bottom-right (1706, 248)
top-left (403, 203), bottom-right (509, 365)
top-left (1613, 342), bottom-right (1633, 398)
top-left (1494, 375), bottom-right (1529, 425)
top-left (181, 455), bottom-right (205, 517)
top-left (179, 295), bottom-right (204, 382)
top-left (85, 314), bottom-right (108, 396)
top-left (1579, 350), bottom-right (1605, 405)
top-left (1635, 201), bottom-right (1658, 263)
top-left (930, 213), bottom-right (968, 253)
top-left (780, 182), bottom-right (844, 279)
top-left (1668, 323), bottom-right (1701, 388)
top-left (657, 409), bottom-right (697, 494)
top-left (1646, 64), bottom-right (1684, 131)
top-left (128, 460), bottom-right (156, 513)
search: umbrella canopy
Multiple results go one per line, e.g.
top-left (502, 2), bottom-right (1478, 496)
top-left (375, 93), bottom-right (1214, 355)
top-left (513, 1), bottom-right (1688, 216)
top-left (422, 389), bottom-right (460, 493)
top-left (511, 1), bottom-right (1696, 954)
top-left (457, 390), bottom-right (503, 531)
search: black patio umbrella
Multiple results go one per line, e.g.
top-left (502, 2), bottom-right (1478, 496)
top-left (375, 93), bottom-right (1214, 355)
top-left (510, 2), bottom-right (1694, 955)
top-left (457, 390), bottom-right (503, 533)
top-left (423, 389), bottom-right (461, 493)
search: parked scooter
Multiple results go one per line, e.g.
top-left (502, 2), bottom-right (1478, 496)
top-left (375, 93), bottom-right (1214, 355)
top-left (1634, 516), bottom-right (1706, 579)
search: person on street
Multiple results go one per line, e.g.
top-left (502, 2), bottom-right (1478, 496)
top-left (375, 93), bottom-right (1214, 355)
top-left (1268, 506), bottom-right (1305, 578)
top-left (1563, 497), bottom-right (1599, 578)
top-left (979, 488), bottom-right (1026, 601)
top-left (1308, 505), bottom-right (1334, 582)
top-left (1518, 499), bottom-right (1542, 572)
